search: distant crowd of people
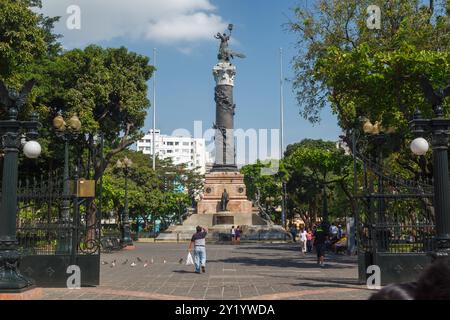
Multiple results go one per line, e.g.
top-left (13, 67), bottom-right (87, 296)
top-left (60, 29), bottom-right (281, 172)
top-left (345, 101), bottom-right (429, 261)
top-left (289, 221), bottom-right (347, 267)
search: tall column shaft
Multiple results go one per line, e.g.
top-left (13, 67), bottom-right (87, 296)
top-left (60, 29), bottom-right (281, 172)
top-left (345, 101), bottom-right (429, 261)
top-left (432, 134), bottom-right (450, 242)
top-left (430, 118), bottom-right (450, 256)
top-left (0, 134), bottom-right (19, 242)
top-left (0, 131), bottom-right (34, 290)
top-left (212, 61), bottom-right (237, 172)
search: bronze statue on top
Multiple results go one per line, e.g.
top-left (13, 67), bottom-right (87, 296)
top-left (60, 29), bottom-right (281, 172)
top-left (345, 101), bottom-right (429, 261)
top-left (214, 24), bottom-right (246, 62)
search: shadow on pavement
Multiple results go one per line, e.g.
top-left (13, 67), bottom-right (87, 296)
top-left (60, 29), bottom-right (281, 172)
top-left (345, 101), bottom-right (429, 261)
top-left (211, 256), bottom-right (351, 269)
top-left (292, 278), bottom-right (371, 291)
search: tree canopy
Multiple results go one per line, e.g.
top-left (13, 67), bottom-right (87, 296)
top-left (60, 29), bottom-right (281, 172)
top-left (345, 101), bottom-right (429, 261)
top-left (283, 139), bottom-right (354, 225)
top-left (289, 0), bottom-right (449, 128)
top-left (32, 45), bottom-right (155, 182)
top-left (102, 150), bottom-right (203, 229)
top-left (288, 0), bottom-right (450, 189)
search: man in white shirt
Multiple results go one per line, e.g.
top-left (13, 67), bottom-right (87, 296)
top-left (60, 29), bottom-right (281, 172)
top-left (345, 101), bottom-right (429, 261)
top-left (231, 226), bottom-right (236, 244)
top-left (330, 223), bottom-right (338, 241)
top-left (300, 228), bottom-right (308, 254)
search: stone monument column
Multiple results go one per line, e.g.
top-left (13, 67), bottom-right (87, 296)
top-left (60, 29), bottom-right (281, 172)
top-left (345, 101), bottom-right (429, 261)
top-left (155, 24), bottom-right (290, 243)
top-left (196, 24), bottom-right (253, 215)
top-left (212, 61), bottom-right (237, 172)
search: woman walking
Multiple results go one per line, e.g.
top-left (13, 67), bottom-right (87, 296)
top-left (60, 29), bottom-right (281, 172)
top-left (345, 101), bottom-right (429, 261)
top-left (306, 228), bottom-right (313, 253)
top-left (235, 226), bottom-right (241, 245)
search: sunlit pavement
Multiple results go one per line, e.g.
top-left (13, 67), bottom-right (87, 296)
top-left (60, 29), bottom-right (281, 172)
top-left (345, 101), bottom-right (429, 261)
top-left (37, 242), bottom-right (374, 300)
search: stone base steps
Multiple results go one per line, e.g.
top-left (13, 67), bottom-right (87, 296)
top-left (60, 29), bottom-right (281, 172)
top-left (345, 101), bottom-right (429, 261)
top-left (156, 224), bottom-right (292, 242)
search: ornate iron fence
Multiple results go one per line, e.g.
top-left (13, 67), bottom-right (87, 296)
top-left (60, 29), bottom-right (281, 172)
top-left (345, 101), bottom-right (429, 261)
top-left (353, 147), bottom-right (435, 284)
top-left (1, 171), bottom-right (102, 287)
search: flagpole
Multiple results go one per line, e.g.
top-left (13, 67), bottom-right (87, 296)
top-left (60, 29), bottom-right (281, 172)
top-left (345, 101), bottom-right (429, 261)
top-left (280, 48), bottom-right (284, 159)
top-left (280, 47), bottom-right (286, 229)
top-left (152, 48), bottom-right (157, 171)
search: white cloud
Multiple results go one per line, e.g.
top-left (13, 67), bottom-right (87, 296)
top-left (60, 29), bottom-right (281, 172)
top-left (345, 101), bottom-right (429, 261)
top-left (39, 0), bottom-right (228, 47)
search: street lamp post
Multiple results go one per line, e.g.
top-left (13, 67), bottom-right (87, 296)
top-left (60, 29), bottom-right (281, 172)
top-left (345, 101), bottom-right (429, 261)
top-left (53, 112), bottom-right (82, 253)
top-left (116, 157), bottom-right (133, 247)
top-left (0, 80), bottom-right (42, 292)
top-left (410, 77), bottom-right (450, 259)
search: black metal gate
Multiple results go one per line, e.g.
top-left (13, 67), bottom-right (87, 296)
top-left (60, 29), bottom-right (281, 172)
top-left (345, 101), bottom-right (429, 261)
top-left (15, 171), bottom-right (100, 287)
top-left (354, 150), bottom-right (435, 285)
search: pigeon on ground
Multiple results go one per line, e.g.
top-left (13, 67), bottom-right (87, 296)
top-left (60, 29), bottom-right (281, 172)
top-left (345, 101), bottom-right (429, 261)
top-left (150, 258), bottom-right (154, 264)
top-left (101, 261), bottom-right (108, 265)
top-left (163, 258), bottom-right (167, 264)
top-left (130, 262), bottom-right (137, 267)
top-left (137, 257), bottom-right (143, 263)
top-left (111, 260), bottom-right (116, 268)
top-left (144, 260), bottom-right (148, 268)
top-left (122, 259), bottom-right (128, 265)
top-left (178, 258), bottom-right (183, 264)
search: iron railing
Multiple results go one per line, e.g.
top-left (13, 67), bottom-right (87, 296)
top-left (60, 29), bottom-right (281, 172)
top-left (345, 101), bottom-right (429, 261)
top-left (359, 223), bottom-right (435, 254)
top-left (17, 224), bottom-right (73, 255)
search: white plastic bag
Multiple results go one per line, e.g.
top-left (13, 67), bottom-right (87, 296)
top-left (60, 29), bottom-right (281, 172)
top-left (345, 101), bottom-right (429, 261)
top-left (186, 252), bottom-right (194, 266)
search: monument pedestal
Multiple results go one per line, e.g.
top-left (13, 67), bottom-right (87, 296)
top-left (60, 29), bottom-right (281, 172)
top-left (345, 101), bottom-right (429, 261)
top-left (197, 171), bottom-right (253, 214)
top-left (155, 171), bottom-right (291, 242)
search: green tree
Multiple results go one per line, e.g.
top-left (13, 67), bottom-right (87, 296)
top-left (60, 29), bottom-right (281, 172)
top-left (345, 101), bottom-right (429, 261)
top-left (288, 0), bottom-right (449, 182)
top-left (0, 0), bottom-right (49, 84)
top-left (241, 160), bottom-right (287, 223)
top-left (289, 0), bottom-right (449, 123)
top-left (284, 139), bottom-right (354, 226)
top-left (33, 45), bottom-right (154, 178)
top-left (102, 150), bottom-right (200, 231)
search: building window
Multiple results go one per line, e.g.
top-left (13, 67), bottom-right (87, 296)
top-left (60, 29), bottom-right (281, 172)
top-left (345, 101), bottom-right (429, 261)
top-left (183, 142), bottom-right (189, 146)
top-left (167, 142), bottom-right (174, 146)
top-left (175, 142), bottom-right (179, 146)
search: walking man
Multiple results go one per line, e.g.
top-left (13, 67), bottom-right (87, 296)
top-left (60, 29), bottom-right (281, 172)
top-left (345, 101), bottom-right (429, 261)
top-left (188, 226), bottom-right (208, 274)
top-left (314, 222), bottom-right (329, 267)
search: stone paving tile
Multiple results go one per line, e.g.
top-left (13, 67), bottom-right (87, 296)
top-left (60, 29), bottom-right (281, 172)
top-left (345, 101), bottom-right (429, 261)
top-left (34, 242), bottom-right (372, 300)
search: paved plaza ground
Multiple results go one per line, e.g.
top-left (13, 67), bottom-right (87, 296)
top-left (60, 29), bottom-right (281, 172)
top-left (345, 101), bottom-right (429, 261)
top-left (38, 242), bottom-right (374, 300)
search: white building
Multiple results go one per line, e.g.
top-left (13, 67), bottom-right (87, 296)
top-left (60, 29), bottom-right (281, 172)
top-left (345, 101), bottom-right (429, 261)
top-left (136, 129), bottom-right (212, 174)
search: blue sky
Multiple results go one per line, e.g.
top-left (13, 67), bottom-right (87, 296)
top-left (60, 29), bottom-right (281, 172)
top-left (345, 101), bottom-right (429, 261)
top-left (40, 0), bottom-right (342, 156)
